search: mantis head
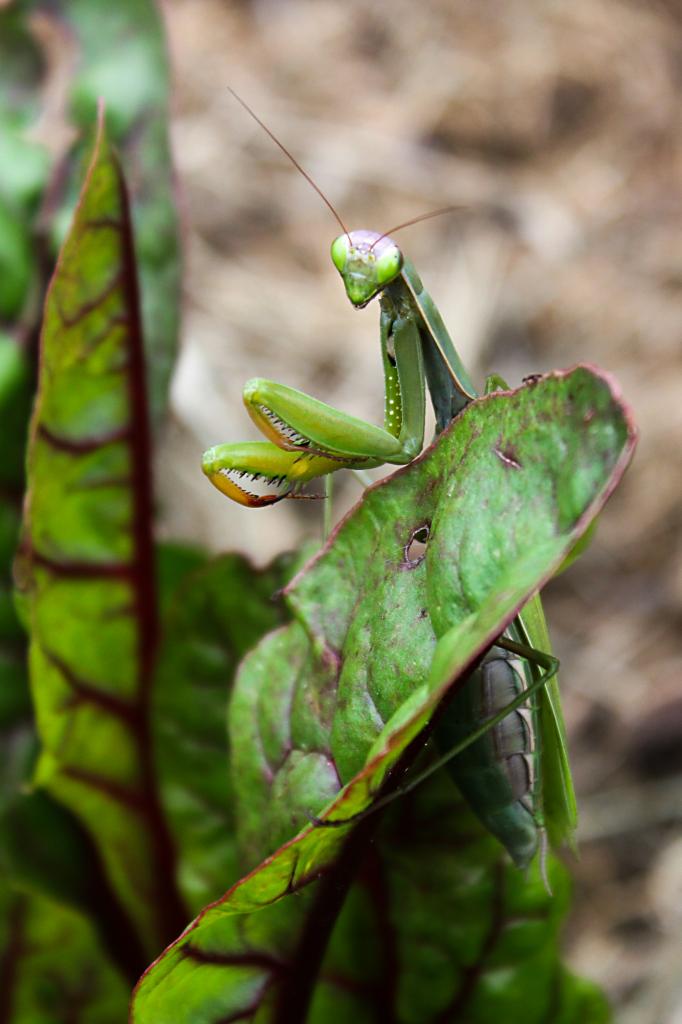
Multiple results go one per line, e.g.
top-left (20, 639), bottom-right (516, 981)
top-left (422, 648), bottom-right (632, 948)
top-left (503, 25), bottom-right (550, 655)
top-left (331, 230), bottom-right (403, 308)
top-left (225, 91), bottom-right (454, 311)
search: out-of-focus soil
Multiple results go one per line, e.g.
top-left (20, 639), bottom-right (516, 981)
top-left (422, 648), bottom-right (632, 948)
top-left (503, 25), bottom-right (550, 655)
top-left (157, 2), bottom-right (682, 1019)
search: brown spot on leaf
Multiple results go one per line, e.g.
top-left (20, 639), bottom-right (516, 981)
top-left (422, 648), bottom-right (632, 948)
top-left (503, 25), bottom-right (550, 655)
top-left (493, 444), bottom-right (523, 470)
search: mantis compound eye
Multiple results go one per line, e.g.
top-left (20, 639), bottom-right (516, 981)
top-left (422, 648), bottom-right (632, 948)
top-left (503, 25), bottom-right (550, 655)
top-left (330, 234), bottom-right (351, 273)
top-left (375, 243), bottom-right (403, 286)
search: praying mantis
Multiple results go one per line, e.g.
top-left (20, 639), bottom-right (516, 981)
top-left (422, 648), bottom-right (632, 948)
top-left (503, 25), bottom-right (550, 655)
top-left (202, 224), bottom-right (475, 506)
top-left (202, 93), bottom-right (577, 871)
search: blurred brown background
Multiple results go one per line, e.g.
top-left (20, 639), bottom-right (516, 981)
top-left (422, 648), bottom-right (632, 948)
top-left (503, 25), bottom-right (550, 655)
top-left (154, 2), bottom-right (682, 1019)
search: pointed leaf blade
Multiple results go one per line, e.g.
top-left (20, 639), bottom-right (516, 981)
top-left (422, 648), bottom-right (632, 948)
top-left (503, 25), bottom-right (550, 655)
top-left (18, 111), bottom-right (185, 955)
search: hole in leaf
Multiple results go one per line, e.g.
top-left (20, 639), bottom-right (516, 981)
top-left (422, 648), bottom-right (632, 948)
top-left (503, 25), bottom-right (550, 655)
top-left (404, 523), bottom-right (430, 567)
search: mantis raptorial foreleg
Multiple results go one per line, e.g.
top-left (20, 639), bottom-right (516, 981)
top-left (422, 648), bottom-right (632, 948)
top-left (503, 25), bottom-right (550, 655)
top-left (202, 441), bottom-right (346, 507)
top-left (243, 309), bottom-right (426, 461)
top-left (203, 283), bottom-right (428, 505)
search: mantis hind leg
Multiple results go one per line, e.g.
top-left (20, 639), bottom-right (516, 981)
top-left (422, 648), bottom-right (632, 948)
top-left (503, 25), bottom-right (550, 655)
top-left (307, 637), bottom-right (557, 831)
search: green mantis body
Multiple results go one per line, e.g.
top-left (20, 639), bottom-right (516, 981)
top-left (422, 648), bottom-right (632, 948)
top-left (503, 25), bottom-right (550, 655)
top-left (203, 131), bottom-right (577, 868)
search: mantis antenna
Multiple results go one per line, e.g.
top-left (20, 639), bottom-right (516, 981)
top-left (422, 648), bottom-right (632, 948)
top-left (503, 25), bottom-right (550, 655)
top-left (369, 205), bottom-right (466, 250)
top-left (227, 87), bottom-right (351, 240)
top-left (229, 90), bottom-right (464, 253)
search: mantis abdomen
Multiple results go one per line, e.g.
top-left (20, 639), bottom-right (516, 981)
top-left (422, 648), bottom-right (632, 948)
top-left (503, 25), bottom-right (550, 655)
top-left (437, 641), bottom-right (540, 869)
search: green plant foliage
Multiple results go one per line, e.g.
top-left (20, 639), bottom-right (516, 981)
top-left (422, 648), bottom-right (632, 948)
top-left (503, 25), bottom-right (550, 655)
top-left (0, 0), bottom-right (179, 717)
top-left (17, 112), bottom-right (186, 956)
top-left (0, 889), bottom-right (129, 1022)
top-left (0, 452), bottom-right (30, 730)
top-left (0, 338), bottom-right (35, 896)
top-left (0, 0), bottom-right (181, 912)
top-left (0, 607), bottom-right (149, 1005)
top-left (10, 112), bottom-right (314, 1000)
top-left (0, 18), bottom-right (636, 1015)
top-left (132, 366), bottom-right (634, 1022)
top-left (153, 549), bottom-right (303, 913)
top-left (0, 4), bottom-right (48, 736)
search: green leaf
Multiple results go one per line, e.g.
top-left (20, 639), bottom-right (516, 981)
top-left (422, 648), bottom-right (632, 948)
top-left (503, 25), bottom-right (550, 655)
top-left (0, 339), bottom-right (34, 890)
top-left (0, 200), bottom-right (33, 321)
top-left (0, 888), bottom-right (129, 1022)
top-left (19, 112), bottom-right (186, 957)
top-left (153, 551), bottom-right (295, 913)
top-left (0, 336), bottom-right (32, 495)
top-left (2, 787), bottom-right (154, 988)
top-left (0, 0), bottom-right (179, 807)
top-left (132, 782), bottom-right (607, 1023)
top-left (0, 492), bottom-right (29, 708)
top-left (132, 365), bottom-right (633, 1020)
